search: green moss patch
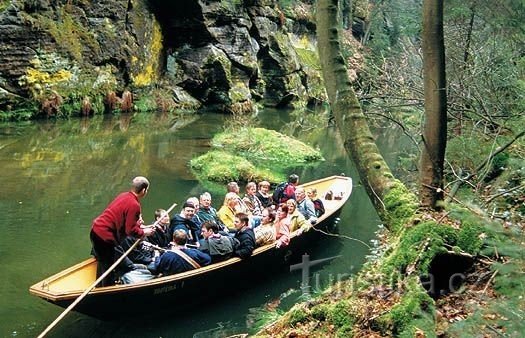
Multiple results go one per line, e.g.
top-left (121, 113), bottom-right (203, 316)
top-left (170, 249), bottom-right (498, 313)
top-left (190, 150), bottom-right (282, 184)
top-left (383, 180), bottom-right (419, 233)
top-left (212, 127), bottom-right (323, 166)
top-left (381, 221), bottom-right (457, 277)
top-left (191, 127), bottom-right (323, 184)
top-left (375, 277), bottom-right (435, 336)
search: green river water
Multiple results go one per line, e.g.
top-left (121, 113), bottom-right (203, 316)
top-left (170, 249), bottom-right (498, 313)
top-left (0, 109), bottom-right (410, 337)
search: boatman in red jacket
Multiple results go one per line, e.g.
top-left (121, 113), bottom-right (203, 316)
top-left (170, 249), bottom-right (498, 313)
top-left (90, 176), bottom-right (156, 286)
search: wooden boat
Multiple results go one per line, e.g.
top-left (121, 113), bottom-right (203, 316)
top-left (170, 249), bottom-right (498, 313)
top-left (29, 175), bottom-right (352, 319)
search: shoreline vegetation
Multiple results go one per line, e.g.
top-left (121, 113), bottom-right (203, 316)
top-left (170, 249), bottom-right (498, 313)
top-left (253, 204), bottom-right (524, 337)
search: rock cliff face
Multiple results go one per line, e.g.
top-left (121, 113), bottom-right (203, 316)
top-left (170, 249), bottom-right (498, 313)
top-left (0, 0), bottom-right (327, 118)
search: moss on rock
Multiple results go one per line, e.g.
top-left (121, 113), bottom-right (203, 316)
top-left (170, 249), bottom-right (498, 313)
top-left (190, 150), bottom-right (282, 184)
top-left (191, 126), bottom-right (323, 184)
top-left (383, 180), bottom-right (419, 233)
top-left (212, 127), bottom-right (323, 166)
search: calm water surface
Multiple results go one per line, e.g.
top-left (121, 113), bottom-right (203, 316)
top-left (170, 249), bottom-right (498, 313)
top-left (0, 110), bottom-right (395, 337)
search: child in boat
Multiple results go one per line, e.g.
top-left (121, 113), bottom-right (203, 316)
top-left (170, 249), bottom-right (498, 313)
top-left (147, 208), bottom-right (171, 248)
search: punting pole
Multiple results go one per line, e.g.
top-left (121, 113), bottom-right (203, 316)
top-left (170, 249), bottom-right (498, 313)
top-left (37, 202), bottom-right (178, 338)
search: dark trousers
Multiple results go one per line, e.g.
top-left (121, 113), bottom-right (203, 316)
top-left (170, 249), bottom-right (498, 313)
top-left (90, 230), bottom-right (117, 287)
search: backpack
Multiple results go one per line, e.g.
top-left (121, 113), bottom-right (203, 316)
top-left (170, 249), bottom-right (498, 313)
top-left (312, 198), bottom-right (325, 217)
top-left (272, 182), bottom-right (288, 204)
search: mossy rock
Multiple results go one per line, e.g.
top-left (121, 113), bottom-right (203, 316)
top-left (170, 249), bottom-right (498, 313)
top-left (190, 150), bottom-right (282, 184)
top-left (212, 127), bottom-right (323, 167)
top-left (191, 127), bottom-right (323, 184)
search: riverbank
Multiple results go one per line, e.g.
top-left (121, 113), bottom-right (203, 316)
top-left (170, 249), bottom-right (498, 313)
top-left (255, 207), bottom-right (524, 337)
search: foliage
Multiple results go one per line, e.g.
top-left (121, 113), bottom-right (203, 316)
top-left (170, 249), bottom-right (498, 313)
top-left (190, 150), bottom-right (282, 184)
top-left (381, 221), bottom-right (456, 276)
top-left (447, 220), bottom-right (525, 336)
top-left (376, 277), bottom-right (435, 336)
top-left (310, 303), bottom-right (330, 321)
top-left (0, 103), bottom-right (38, 121)
top-left (447, 205), bottom-right (485, 254)
top-left (212, 127), bottom-right (323, 167)
top-left (326, 300), bottom-right (354, 336)
top-left (0, 0), bottom-right (9, 12)
top-left (287, 304), bottom-right (310, 326)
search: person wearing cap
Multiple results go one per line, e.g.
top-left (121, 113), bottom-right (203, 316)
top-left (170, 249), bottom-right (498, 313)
top-left (184, 196), bottom-right (203, 227)
top-left (90, 176), bottom-right (156, 286)
top-left (168, 201), bottom-right (201, 247)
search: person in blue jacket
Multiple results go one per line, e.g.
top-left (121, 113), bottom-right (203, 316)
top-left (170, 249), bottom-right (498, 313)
top-left (151, 230), bottom-right (211, 276)
top-left (168, 202), bottom-right (201, 247)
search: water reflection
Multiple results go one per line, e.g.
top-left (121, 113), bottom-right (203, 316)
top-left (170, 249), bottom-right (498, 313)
top-left (0, 110), bottom-right (383, 338)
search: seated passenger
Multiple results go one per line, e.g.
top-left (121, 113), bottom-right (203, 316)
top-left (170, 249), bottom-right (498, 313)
top-left (169, 202), bottom-right (201, 247)
top-left (199, 221), bottom-right (239, 263)
top-left (256, 180), bottom-right (274, 208)
top-left (295, 186), bottom-right (318, 224)
top-left (185, 196), bottom-right (203, 227)
top-left (286, 199), bottom-right (310, 233)
top-left (217, 192), bottom-right (240, 232)
top-left (243, 181), bottom-right (264, 216)
top-left (233, 212), bottom-right (256, 259)
top-left (254, 207), bottom-right (276, 246)
top-left (197, 192), bottom-right (228, 232)
top-left (307, 188), bottom-right (325, 217)
top-left (118, 236), bottom-right (155, 266)
top-left (273, 204), bottom-right (291, 248)
top-left (227, 181), bottom-right (250, 214)
top-left (243, 181), bottom-right (264, 228)
top-left (151, 230), bottom-right (211, 276)
top-left (147, 208), bottom-right (171, 248)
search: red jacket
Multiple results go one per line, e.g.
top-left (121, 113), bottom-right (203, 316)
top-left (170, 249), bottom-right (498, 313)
top-left (91, 191), bottom-right (144, 244)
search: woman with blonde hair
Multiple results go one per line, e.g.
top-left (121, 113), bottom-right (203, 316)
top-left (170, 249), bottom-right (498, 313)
top-left (217, 192), bottom-right (240, 232)
top-left (254, 207), bottom-right (276, 246)
top-left (286, 199), bottom-right (309, 233)
top-left (256, 180), bottom-right (274, 208)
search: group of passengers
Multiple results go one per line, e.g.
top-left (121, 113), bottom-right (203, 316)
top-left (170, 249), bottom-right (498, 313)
top-left (116, 174), bottom-right (325, 284)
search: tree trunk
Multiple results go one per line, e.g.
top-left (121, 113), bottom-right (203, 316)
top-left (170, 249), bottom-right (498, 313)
top-left (316, 0), bottom-right (406, 226)
top-left (420, 0), bottom-right (447, 209)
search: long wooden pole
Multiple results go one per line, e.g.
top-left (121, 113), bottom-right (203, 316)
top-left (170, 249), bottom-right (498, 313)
top-left (37, 202), bottom-right (177, 338)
